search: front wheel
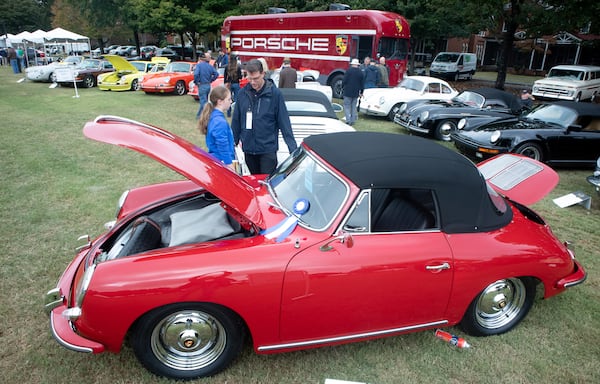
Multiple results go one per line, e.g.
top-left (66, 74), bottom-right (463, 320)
top-left (131, 303), bottom-right (245, 380)
top-left (131, 78), bottom-right (140, 91)
top-left (83, 75), bottom-right (95, 88)
top-left (461, 277), bottom-right (535, 336)
top-left (330, 74), bottom-right (344, 99)
top-left (435, 120), bottom-right (457, 141)
top-left (388, 103), bottom-right (404, 121)
top-left (174, 80), bottom-right (186, 96)
top-left (514, 142), bottom-right (543, 161)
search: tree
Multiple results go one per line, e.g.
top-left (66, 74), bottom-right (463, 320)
top-left (0, 0), bottom-right (53, 34)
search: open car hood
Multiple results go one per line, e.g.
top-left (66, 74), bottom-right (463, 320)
top-left (83, 116), bottom-right (264, 228)
top-left (102, 55), bottom-right (139, 72)
top-left (477, 154), bottom-right (559, 205)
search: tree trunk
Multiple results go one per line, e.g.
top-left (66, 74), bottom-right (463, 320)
top-left (495, 0), bottom-right (521, 90)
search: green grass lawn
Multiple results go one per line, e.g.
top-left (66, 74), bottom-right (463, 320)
top-left (1, 66), bottom-right (598, 384)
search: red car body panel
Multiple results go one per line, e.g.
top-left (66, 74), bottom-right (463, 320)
top-left (46, 119), bottom-right (586, 372)
top-left (477, 154), bottom-right (560, 206)
top-left (83, 116), bottom-right (265, 228)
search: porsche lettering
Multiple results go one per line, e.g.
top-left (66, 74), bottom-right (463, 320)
top-left (231, 37), bottom-right (329, 52)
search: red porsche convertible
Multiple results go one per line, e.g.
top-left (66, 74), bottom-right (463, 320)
top-left (45, 116), bottom-right (586, 380)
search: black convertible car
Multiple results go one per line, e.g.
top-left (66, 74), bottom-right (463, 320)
top-left (451, 101), bottom-right (600, 167)
top-left (393, 88), bottom-right (524, 141)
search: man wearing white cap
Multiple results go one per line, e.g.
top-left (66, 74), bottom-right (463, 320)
top-left (342, 58), bottom-right (364, 126)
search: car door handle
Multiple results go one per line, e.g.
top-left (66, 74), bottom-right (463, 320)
top-left (426, 262), bottom-right (450, 271)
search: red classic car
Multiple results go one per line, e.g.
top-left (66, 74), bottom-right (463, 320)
top-left (139, 61), bottom-right (195, 95)
top-left (45, 117), bottom-right (586, 380)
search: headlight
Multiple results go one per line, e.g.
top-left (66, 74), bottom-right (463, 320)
top-left (379, 96), bottom-right (385, 105)
top-left (458, 118), bottom-right (467, 129)
top-left (400, 104), bottom-right (408, 113)
top-left (163, 76), bottom-right (171, 83)
top-left (419, 111), bottom-right (429, 122)
top-left (490, 131), bottom-right (501, 144)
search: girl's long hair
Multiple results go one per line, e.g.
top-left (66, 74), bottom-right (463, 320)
top-left (197, 85), bottom-right (230, 135)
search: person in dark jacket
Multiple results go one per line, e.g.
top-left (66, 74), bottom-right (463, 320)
top-left (278, 57), bottom-right (297, 88)
top-left (342, 58), bottom-right (364, 126)
top-left (194, 53), bottom-right (219, 118)
top-left (363, 60), bottom-right (379, 88)
top-left (231, 59), bottom-right (297, 175)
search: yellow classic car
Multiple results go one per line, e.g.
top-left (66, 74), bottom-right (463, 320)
top-left (98, 55), bottom-right (170, 91)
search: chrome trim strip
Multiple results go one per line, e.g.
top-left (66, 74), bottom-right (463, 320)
top-left (257, 320), bottom-right (448, 352)
top-left (49, 312), bottom-right (93, 353)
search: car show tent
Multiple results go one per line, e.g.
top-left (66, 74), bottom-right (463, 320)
top-left (1, 27), bottom-right (90, 63)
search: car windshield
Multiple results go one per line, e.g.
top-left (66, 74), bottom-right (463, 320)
top-left (454, 91), bottom-right (485, 107)
top-left (524, 104), bottom-right (578, 127)
top-left (547, 68), bottom-right (585, 80)
top-left (131, 62), bottom-right (147, 71)
top-left (166, 63), bottom-right (191, 72)
top-left (80, 59), bottom-right (100, 69)
top-left (267, 147), bottom-right (349, 231)
top-left (398, 78), bottom-right (424, 91)
top-left (435, 53), bottom-right (460, 63)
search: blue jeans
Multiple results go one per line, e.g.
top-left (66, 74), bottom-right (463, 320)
top-left (343, 96), bottom-right (358, 125)
top-left (228, 83), bottom-right (240, 117)
top-left (196, 83), bottom-right (212, 118)
top-left (10, 59), bottom-right (20, 74)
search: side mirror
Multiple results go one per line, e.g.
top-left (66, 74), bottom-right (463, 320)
top-left (319, 232), bottom-right (354, 252)
top-left (567, 124), bottom-right (583, 132)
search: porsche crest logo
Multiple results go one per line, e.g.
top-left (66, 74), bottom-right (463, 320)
top-left (395, 20), bottom-right (403, 34)
top-left (336, 35), bottom-right (348, 55)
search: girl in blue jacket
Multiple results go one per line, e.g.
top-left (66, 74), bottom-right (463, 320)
top-left (198, 86), bottom-right (235, 169)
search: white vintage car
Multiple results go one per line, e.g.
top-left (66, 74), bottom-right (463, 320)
top-left (24, 56), bottom-right (84, 82)
top-left (360, 76), bottom-right (458, 120)
top-left (532, 65), bottom-right (600, 102)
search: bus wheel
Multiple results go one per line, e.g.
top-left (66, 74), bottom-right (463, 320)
top-left (330, 74), bottom-right (344, 99)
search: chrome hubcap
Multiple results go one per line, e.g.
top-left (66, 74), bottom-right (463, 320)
top-left (475, 278), bottom-right (526, 330)
top-left (151, 310), bottom-right (226, 370)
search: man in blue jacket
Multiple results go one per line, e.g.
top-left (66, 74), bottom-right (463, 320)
top-left (194, 52), bottom-right (219, 118)
top-left (231, 59), bottom-right (297, 175)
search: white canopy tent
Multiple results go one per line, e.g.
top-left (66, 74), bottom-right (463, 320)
top-left (44, 27), bottom-right (90, 56)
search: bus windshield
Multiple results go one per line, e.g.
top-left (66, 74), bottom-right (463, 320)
top-left (378, 38), bottom-right (408, 60)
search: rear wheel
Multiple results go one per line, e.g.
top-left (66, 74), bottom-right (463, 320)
top-left (131, 303), bottom-right (245, 380)
top-left (514, 142), bottom-right (543, 161)
top-left (174, 80), bottom-right (186, 96)
top-left (461, 277), bottom-right (535, 336)
top-left (435, 119), bottom-right (457, 141)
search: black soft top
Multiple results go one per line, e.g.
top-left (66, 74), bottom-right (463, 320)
top-left (462, 87), bottom-right (523, 113)
top-left (280, 88), bottom-right (338, 119)
top-left (303, 132), bottom-right (512, 233)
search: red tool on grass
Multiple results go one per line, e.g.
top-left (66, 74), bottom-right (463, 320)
top-left (434, 329), bottom-right (471, 349)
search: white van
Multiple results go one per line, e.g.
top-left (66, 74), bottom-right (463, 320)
top-left (429, 52), bottom-right (477, 81)
top-left (532, 65), bottom-right (600, 102)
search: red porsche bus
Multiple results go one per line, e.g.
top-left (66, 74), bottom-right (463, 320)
top-left (221, 9), bottom-right (411, 98)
